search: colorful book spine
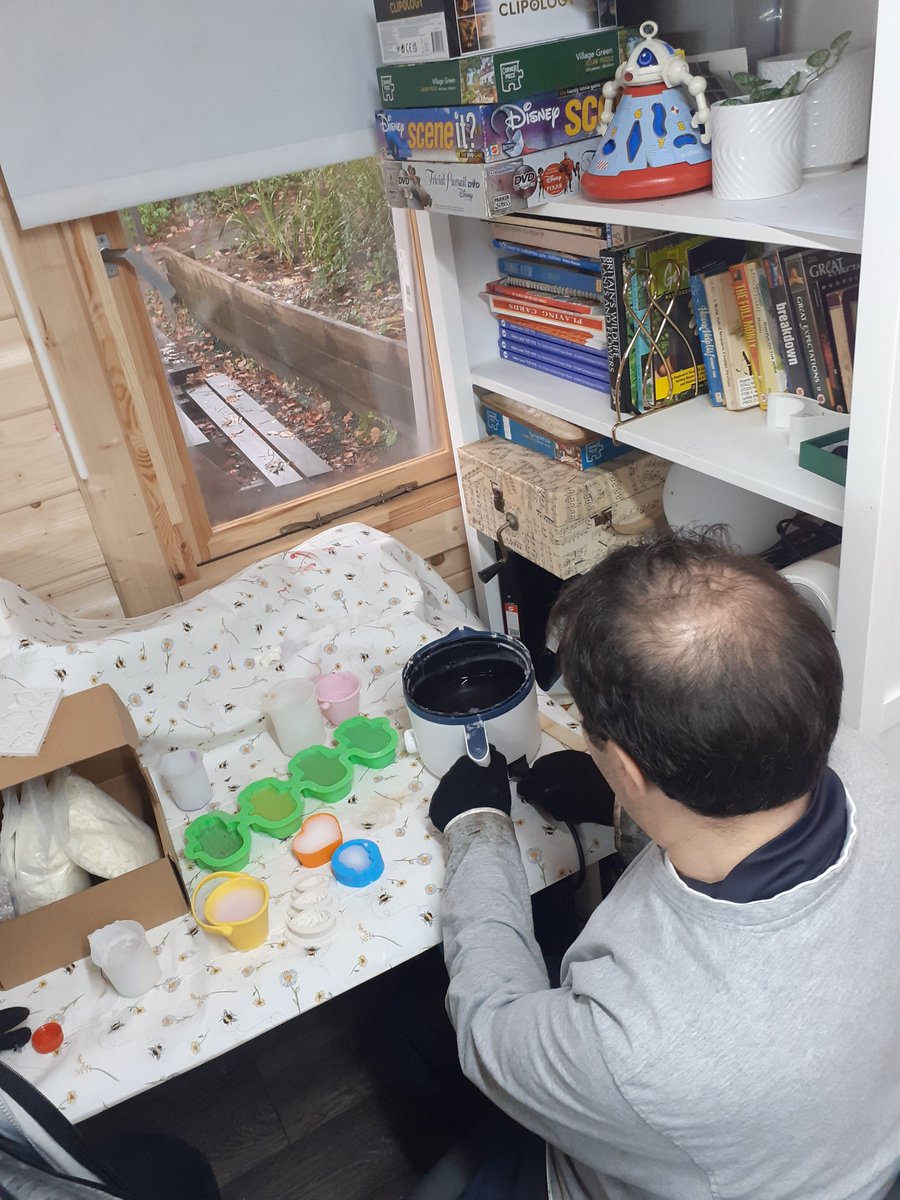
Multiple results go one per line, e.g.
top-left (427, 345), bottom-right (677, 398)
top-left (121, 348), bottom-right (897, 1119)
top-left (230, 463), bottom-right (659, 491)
top-left (825, 291), bottom-right (854, 406)
top-left (485, 294), bottom-right (606, 337)
top-left (597, 246), bottom-right (632, 414)
top-left (492, 239), bottom-right (603, 274)
top-left (499, 332), bottom-right (611, 380)
top-left (784, 251), bottom-right (829, 406)
top-left (499, 346), bottom-right (609, 394)
top-left (496, 273), bottom-right (602, 303)
top-left (487, 220), bottom-right (612, 257)
top-left (486, 278), bottom-right (602, 315)
top-left (766, 252), bottom-right (811, 397)
top-left (496, 255), bottom-right (604, 297)
top-left (750, 262), bottom-right (787, 399)
top-left (496, 316), bottom-right (606, 350)
top-left (803, 251), bottom-right (860, 412)
top-left (704, 270), bottom-right (758, 410)
top-left (688, 273), bottom-right (725, 408)
top-left (730, 262), bottom-right (767, 410)
top-left (498, 320), bottom-right (609, 364)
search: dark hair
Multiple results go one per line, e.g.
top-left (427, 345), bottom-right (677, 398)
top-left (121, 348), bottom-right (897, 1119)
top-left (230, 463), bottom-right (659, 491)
top-left (552, 532), bottom-right (843, 818)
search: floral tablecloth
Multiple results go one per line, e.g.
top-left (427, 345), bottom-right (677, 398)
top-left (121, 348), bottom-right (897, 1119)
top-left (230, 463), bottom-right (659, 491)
top-left (0, 524), bottom-right (606, 1119)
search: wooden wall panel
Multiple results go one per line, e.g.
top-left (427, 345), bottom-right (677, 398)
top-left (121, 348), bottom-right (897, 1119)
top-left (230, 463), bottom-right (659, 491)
top-left (0, 492), bottom-right (110, 593)
top-left (0, 317), bottom-right (49, 418)
top-left (0, 409), bottom-right (74, 514)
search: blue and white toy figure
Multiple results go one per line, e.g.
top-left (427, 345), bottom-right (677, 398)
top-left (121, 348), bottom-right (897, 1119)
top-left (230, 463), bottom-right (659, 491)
top-left (582, 21), bottom-right (712, 202)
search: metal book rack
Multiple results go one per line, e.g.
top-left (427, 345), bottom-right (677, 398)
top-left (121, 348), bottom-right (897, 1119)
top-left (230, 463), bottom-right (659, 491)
top-left (610, 264), bottom-right (702, 441)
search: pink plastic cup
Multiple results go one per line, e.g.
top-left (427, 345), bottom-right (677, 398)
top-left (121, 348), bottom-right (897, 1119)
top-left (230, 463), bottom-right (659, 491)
top-left (315, 672), bottom-right (361, 726)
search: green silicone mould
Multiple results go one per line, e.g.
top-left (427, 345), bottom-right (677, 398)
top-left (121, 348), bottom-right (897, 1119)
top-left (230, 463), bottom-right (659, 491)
top-left (334, 716), bottom-right (398, 770)
top-left (237, 778), bottom-right (305, 838)
top-left (183, 811), bottom-right (252, 872)
top-left (288, 745), bottom-right (354, 804)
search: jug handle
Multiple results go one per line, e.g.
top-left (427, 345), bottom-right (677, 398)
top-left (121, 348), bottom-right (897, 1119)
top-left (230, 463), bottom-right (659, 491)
top-left (463, 720), bottom-right (490, 768)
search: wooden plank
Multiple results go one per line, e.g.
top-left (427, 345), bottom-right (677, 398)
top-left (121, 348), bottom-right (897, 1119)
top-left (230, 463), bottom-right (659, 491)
top-left (159, 248), bottom-right (417, 429)
top-left (43, 569), bottom-right (124, 619)
top-left (0, 180), bottom-right (180, 614)
top-left (175, 402), bottom-right (208, 446)
top-left (94, 212), bottom-right (210, 571)
top-left (0, 316), bottom-right (49, 418)
top-left (426, 542), bottom-right (470, 582)
top-left (0, 409), bottom-right (76, 515)
top-left (0, 491), bottom-right (108, 593)
top-left (204, 447), bottom-right (457, 559)
top-left (187, 382), bottom-right (302, 487)
top-left (393, 506), bottom-right (465, 562)
top-left (0, 263), bottom-right (14, 320)
top-left (205, 372), bottom-right (330, 478)
top-left (446, 565), bottom-right (475, 594)
top-left (181, 476), bottom-right (462, 596)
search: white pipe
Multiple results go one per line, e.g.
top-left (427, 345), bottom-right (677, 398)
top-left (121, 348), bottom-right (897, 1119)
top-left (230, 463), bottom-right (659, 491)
top-left (0, 218), bottom-right (90, 480)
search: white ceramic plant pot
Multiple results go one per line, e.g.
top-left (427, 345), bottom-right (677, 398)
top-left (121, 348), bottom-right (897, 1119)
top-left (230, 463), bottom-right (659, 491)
top-left (758, 47), bottom-right (875, 175)
top-left (709, 94), bottom-right (805, 201)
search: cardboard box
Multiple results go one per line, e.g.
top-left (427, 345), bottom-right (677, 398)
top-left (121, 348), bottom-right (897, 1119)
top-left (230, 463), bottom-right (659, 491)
top-left (374, 0), bottom-right (618, 65)
top-left (381, 136), bottom-right (600, 217)
top-left (0, 686), bottom-right (188, 988)
top-left (376, 25), bottom-right (634, 106)
top-left (375, 83), bottom-right (606, 163)
top-left (459, 437), bottom-right (670, 578)
top-left (798, 427), bottom-right (850, 487)
top-left (480, 392), bottom-right (630, 469)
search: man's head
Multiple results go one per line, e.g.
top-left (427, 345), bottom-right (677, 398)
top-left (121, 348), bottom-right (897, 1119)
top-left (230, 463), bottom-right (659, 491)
top-left (553, 532), bottom-right (843, 820)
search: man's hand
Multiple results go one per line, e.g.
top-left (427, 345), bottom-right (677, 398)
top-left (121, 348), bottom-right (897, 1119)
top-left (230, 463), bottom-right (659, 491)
top-left (516, 750), bottom-right (615, 826)
top-left (429, 747), bottom-right (511, 833)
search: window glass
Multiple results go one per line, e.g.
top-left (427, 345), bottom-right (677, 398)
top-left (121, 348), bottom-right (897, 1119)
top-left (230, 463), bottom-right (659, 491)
top-left (122, 159), bottom-right (441, 525)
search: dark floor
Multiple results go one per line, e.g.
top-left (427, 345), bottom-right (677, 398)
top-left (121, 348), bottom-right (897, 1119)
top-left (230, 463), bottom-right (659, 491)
top-left (81, 951), bottom-right (453, 1200)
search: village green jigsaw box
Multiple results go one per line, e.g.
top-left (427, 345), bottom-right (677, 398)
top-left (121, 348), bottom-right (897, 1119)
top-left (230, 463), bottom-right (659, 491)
top-left (376, 25), bottom-right (635, 106)
top-left (380, 136), bottom-right (600, 217)
top-left (374, 0), bottom-right (618, 65)
top-left (458, 437), bottom-right (670, 579)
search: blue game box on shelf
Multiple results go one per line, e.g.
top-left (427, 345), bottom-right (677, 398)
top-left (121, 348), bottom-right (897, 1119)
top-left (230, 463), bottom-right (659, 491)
top-left (480, 392), bottom-right (626, 470)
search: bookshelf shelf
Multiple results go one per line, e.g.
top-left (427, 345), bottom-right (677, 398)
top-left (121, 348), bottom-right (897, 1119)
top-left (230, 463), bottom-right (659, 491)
top-left (471, 358), bottom-right (845, 525)
top-left (534, 164), bottom-right (865, 255)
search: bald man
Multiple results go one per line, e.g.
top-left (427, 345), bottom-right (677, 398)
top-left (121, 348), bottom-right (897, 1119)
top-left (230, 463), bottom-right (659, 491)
top-left (429, 533), bottom-right (900, 1200)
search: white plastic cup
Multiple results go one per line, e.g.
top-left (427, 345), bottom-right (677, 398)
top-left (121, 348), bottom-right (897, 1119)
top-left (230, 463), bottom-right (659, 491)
top-left (265, 678), bottom-right (326, 756)
top-left (88, 920), bottom-right (161, 998)
top-left (160, 748), bottom-right (213, 812)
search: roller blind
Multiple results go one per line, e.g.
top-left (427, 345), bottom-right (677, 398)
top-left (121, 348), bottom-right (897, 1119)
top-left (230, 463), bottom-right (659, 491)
top-left (0, 0), bottom-right (381, 229)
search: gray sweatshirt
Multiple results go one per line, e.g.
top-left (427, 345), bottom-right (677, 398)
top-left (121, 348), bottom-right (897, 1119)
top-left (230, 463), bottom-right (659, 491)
top-left (441, 727), bottom-right (900, 1200)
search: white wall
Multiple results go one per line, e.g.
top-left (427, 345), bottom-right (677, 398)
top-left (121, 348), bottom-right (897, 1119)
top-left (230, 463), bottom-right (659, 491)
top-left (784, 0), bottom-right (878, 53)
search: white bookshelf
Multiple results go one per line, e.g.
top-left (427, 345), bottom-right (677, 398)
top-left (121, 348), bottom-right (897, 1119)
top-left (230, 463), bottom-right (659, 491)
top-left (418, 1), bottom-right (900, 745)
top-left (537, 164), bottom-right (865, 255)
top-left (471, 359), bottom-right (845, 525)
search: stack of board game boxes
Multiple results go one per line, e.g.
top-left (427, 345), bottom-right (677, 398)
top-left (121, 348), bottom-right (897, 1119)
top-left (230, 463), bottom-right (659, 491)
top-left (374, 2), bottom-right (638, 218)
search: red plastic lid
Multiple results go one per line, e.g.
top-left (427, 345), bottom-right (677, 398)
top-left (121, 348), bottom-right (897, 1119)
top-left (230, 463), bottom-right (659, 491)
top-left (31, 1022), bottom-right (64, 1054)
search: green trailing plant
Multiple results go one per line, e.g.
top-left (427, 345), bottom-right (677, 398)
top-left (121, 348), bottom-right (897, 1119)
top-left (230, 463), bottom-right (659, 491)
top-left (722, 30), bottom-right (851, 105)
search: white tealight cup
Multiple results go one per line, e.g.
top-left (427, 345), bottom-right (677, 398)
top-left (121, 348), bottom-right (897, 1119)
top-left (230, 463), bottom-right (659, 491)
top-left (160, 748), bottom-right (213, 812)
top-left (265, 677), bottom-right (326, 757)
top-left (88, 920), bottom-right (161, 998)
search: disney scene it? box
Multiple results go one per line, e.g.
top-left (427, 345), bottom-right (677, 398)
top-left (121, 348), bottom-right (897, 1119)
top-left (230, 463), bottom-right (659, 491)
top-left (376, 25), bottom-right (635, 107)
top-left (380, 136), bottom-right (600, 218)
top-left (375, 84), bottom-right (606, 163)
top-left (374, 0), bottom-right (618, 65)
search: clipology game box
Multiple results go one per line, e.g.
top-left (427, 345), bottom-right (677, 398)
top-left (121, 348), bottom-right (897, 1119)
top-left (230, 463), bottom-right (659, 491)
top-left (374, 0), bottom-right (618, 65)
top-left (376, 25), bottom-right (635, 107)
top-left (380, 136), bottom-right (601, 219)
top-left (375, 84), bottom-right (605, 163)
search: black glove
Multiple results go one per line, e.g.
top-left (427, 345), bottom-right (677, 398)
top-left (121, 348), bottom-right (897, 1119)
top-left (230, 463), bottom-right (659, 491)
top-left (429, 747), bottom-right (510, 833)
top-left (0, 1006), bottom-right (30, 1052)
top-left (516, 750), bottom-right (615, 826)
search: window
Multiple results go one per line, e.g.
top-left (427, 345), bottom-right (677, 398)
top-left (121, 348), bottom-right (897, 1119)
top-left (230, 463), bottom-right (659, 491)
top-left (120, 157), bottom-right (453, 553)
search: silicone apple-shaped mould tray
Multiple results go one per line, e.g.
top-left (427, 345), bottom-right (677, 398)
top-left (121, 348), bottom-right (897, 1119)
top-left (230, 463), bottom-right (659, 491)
top-left (184, 811), bottom-right (252, 872)
top-left (237, 778), bottom-right (305, 838)
top-left (288, 745), bottom-right (354, 803)
top-left (334, 716), bottom-right (398, 770)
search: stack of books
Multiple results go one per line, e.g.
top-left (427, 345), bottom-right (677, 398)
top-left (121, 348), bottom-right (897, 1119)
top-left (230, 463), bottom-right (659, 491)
top-left (482, 217), bottom-right (615, 393)
top-left (689, 250), bottom-right (859, 413)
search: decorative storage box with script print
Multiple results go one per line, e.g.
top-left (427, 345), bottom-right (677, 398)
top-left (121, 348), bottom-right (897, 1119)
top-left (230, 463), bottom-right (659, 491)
top-left (459, 438), bottom-right (669, 578)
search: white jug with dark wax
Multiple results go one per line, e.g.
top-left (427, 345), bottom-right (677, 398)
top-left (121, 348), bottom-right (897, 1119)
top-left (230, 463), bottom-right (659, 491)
top-left (402, 628), bottom-right (541, 778)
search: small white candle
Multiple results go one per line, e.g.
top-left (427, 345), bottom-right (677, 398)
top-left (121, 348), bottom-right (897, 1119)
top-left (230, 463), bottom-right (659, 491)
top-left (88, 920), bottom-right (161, 998)
top-left (160, 748), bottom-right (212, 811)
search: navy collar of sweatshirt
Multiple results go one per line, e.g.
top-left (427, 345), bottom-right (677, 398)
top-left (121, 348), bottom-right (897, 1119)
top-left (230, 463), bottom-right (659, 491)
top-left (680, 767), bottom-right (848, 903)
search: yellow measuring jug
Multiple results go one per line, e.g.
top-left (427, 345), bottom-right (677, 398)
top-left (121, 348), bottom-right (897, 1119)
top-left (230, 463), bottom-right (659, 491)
top-left (190, 871), bottom-right (270, 951)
